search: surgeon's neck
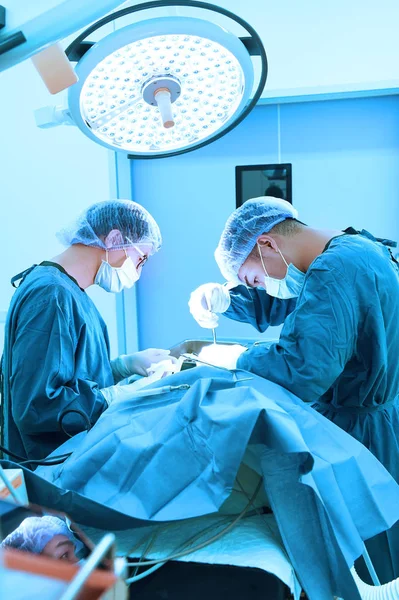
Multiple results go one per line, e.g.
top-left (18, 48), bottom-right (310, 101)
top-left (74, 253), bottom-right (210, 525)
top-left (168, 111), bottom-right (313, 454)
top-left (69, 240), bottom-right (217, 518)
top-left (51, 245), bottom-right (103, 289)
top-left (293, 228), bottom-right (344, 272)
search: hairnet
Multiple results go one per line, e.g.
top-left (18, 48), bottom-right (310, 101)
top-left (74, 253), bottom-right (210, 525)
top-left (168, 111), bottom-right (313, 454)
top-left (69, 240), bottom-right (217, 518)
top-left (56, 199), bottom-right (162, 253)
top-left (1, 516), bottom-right (74, 555)
top-left (215, 196), bottom-right (298, 281)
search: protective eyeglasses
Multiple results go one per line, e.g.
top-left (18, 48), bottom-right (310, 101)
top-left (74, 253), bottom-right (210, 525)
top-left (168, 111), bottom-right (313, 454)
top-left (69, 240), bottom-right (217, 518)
top-left (134, 246), bottom-right (148, 270)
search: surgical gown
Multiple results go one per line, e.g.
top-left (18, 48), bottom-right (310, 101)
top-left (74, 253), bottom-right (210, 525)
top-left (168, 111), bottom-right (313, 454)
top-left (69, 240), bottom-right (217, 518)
top-left (230, 233), bottom-right (399, 583)
top-left (229, 233), bottom-right (399, 484)
top-left (2, 263), bottom-right (112, 461)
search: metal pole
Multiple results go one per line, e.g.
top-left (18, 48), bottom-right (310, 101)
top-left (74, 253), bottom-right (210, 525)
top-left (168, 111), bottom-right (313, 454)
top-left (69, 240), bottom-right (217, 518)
top-left (362, 546), bottom-right (380, 586)
top-left (59, 533), bottom-right (116, 600)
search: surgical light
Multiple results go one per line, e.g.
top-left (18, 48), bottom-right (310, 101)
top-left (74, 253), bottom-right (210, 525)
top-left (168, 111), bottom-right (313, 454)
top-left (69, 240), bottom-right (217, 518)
top-left (60, 1), bottom-right (268, 158)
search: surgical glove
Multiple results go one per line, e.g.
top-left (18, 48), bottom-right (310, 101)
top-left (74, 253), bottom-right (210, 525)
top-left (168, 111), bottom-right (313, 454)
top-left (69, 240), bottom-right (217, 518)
top-left (198, 343), bottom-right (247, 370)
top-left (100, 381), bottom-right (146, 406)
top-left (111, 349), bottom-right (173, 381)
top-left (189, 283), bottom-right (231, 329)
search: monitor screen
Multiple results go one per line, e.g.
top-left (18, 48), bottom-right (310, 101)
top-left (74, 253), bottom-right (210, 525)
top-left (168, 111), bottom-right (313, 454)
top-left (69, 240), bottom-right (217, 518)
top-left (235, 163), bottom-right (292, 208)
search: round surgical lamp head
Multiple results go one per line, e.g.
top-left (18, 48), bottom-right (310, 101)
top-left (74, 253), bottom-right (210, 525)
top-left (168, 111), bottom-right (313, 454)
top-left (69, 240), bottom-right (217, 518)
top-left (65, 1), bottom-right (268, 159)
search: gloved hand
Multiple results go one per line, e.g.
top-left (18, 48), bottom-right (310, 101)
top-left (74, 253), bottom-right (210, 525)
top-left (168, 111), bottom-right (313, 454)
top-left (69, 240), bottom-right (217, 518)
top-left (100, 380), bottom-right (145, 406)
top-left (189, 283), bottom-right (231, 329)
top-left (111, 349), bottom-right (175, 382)
top-left (198, 343), bottom-right (247, 370)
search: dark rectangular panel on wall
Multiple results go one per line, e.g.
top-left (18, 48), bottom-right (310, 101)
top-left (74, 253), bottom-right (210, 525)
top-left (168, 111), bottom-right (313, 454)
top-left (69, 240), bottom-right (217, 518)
top-left (235, 163), bottom-right (292, 208)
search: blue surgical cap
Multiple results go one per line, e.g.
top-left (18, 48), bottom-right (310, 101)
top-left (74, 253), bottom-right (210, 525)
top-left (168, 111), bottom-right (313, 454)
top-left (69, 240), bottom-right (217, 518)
top-left (215, 196), bottom-right (298, 281)
top-left (57, 199), bottom-right (162, 253)
top-left (1, 516), bottom-right (74, 555)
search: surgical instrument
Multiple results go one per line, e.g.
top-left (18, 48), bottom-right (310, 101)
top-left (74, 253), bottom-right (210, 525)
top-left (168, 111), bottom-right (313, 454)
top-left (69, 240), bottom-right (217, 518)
top-left (204, 295), bottom-right (217, 345)
top-left (212, 327), bottom-right (217, 345)
top-left (130, 384), bottom-right (190, 398)
top-left (181, 354), bottom-right (253, 383)
top-left (182, 353), bottom-right (232, 373)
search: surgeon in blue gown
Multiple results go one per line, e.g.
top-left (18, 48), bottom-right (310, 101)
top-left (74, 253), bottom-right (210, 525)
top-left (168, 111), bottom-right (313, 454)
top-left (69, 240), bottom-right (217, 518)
top-left (2, 199), bottom-right (173, 462)
top-left (190, 197), bottom-right (399, 582)
top-left (189, 197), bottom-right (399, 484)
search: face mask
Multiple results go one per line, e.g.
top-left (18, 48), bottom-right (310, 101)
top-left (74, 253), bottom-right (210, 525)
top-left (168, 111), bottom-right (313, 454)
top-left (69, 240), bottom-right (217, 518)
top-left (95, 249), bottom-right (139, 293)
top-left (257, 243), bottom-right (305, 299)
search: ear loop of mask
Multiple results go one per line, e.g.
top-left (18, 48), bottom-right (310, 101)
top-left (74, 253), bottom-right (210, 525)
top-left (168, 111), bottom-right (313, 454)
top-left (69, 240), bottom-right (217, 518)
top-left (257, 243), bottom-right (289, 278)
top-left (257, 243), bottom-right (269, 277)
top-left (105, 248), bottom-right (128, 265)
top-left (125, 237), bottom-right (146, 257)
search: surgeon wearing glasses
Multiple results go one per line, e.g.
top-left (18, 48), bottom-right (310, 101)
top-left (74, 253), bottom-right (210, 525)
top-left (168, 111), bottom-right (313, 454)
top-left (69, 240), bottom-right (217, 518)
top-left (2, 200), bottom-right (172, 461)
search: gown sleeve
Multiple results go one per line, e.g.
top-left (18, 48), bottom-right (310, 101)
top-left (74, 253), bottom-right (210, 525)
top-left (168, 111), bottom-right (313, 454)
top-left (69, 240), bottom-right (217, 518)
top-left (10, 290), bottom-right (108, 436)
top-left (236, 264), bottom-right (357, 402)
top-left (224, 284), bottom-right (297, 332)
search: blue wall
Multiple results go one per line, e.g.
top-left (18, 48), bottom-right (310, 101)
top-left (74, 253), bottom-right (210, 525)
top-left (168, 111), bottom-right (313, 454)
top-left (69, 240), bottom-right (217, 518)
top-left (130, 95), bottom-right (399, 350)
top-left (0, 58), bottom-right (119, 357)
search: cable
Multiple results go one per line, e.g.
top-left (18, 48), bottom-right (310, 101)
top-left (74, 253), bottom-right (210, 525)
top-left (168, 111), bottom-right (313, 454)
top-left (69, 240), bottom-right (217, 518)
top-left (132, 530), bottom-right (160, 577)
top-left (236, 477), bottom-right (270, 524)
top-left (0, 444), bottom-right (28, 462)
top-left (126, 516), bottom-right (236, 585)
top-left (126, 509), bottom-right (266, 585)
top-left (126, 562), bottom-right (166, 584)
top-left (58, 409), bottom-right (91, 439)
top-left (125, 530), bottom-right (164, 586)
top-left (235, 477), bottom-right (291, 564)
top-left (125, 478), bottom-right (263, 568)
top-left (0, 443), bottom-right (72, 468)
top-left (126, 516), bottom-right (232, 567)
top-left (20, 453), bottom-right (72, 467)
top-left (1, 409), bottom-right (85, 465)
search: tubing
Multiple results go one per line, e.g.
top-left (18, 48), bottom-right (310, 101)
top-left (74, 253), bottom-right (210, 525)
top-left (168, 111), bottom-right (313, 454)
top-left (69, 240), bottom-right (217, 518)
top-left (352, 567), bottom-right (399, 600)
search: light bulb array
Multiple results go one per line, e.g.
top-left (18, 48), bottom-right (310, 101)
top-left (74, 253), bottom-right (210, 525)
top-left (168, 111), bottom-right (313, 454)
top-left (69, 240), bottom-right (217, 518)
top-left (80, 33), bottom-right (245, 153)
